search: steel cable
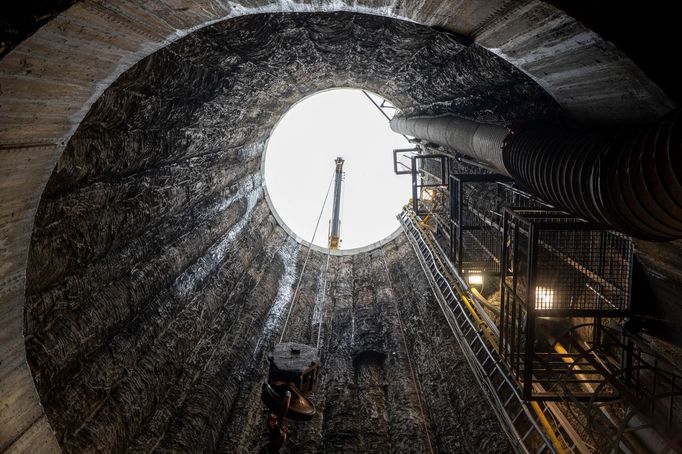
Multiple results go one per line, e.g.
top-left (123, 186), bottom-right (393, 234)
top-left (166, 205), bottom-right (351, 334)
top-left (279, 170), bottom-right (336, 343)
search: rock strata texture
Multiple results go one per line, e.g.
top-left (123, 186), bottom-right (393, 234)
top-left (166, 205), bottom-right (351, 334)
top-left (22, 11), bottom-right (562, 452)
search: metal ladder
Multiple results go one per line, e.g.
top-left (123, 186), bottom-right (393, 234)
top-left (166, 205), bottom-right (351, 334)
top-left (399, 210), bottom-right (582, 454)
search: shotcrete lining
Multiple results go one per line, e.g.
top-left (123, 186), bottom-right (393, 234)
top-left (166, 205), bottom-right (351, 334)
top-left (2, 1), bottom-right (678, 450)
top-left (20, 11), bottom-right (562, 452)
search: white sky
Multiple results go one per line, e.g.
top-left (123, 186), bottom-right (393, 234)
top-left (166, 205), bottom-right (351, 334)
top-left (264, 88), bottom-right (412, 250)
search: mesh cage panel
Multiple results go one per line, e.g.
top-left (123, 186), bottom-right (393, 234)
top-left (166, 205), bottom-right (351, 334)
top-left (499, 208), bottom-right (634, 401)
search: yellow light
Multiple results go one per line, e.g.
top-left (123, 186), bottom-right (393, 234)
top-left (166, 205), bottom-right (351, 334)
top-left (535, 287), bottom-right (555, 310)
top-left (422, 188), bottom-right (437, 201)
top-left (467, 274), bottom-right (483, 286)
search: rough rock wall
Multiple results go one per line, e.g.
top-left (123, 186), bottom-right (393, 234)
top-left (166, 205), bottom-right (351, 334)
top-left (110, 233), bottom-right (511, 454)
top-left (20, 11), bottom-right (557, 452)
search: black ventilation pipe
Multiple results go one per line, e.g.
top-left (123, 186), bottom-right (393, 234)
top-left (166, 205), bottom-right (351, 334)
top-left (391, 111), bottom-right (682, 240)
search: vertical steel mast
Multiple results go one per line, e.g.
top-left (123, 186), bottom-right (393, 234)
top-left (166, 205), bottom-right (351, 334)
top-left (329, 157), bottom-right (344, 250)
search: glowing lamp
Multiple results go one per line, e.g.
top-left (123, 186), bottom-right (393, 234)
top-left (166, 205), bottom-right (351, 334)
top-left (535, 287), bottom-right (555, 310)
top-left (467, 274), bottom-right (483, 286)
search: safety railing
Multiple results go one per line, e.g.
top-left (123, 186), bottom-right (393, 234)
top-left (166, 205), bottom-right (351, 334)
top-left (404, 200), bottom-right (682, 452)
top-left (399, 210), bottom-right (586, 453)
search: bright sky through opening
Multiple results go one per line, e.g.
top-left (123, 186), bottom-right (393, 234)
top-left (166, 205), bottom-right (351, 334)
top-left (264, 89), bottom-right (412, 250)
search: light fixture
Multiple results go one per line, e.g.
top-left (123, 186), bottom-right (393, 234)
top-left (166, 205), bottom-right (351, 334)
top-left (422, 188), bottom-right (436, 201)
top-left (535, 286), bottom-right (555, 310)
top-left (467, 273), bottom-right (483, 286)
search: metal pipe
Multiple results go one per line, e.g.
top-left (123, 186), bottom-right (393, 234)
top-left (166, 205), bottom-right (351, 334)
top-left (503, 112), bottom-right (682, 240)
top-left (390, 115), bottom-right (509, 176)
top-left (329, 157), bottom-right (344, 249)
top-left (391, 110), bottom-right (682, 240)
top-left (530, 401), bottom-right (567, 454)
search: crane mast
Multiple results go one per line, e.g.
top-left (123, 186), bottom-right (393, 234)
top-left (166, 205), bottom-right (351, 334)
top-left (329, 157), bottom-right (344, 250)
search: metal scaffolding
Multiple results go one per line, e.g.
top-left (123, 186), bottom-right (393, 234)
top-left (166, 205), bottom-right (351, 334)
top-left (398, 144), bottom-right (682, 453)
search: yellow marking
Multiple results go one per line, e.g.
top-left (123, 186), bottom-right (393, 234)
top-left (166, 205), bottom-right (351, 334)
top-left (412, 210), bottom-right (566, 453)
top-left (531, 401), bottom-right (567, 454)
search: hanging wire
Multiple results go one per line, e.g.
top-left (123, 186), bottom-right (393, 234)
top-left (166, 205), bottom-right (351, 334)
top-left (314, 169), bottom-right (343, 348)
top-left (279, 170), bottom-right (336, 343)
top-left (315, 249), bottom-right (332, 349)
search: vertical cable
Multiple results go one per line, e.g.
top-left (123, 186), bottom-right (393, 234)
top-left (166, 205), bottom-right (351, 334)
top-left (279, 171), bottom-right (336, 343)
top-left (316, 249), bottom-right (332, 349)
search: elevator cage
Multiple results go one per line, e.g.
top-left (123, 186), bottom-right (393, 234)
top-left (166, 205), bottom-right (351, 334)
top-left (449, 175), bottom-right (549, 280)
top-left (450, 174), bottom-right (510, 279)
top-left (411, 154), bottom-right (448, 216)
top-left (498, 208), bottom-right (634, 401)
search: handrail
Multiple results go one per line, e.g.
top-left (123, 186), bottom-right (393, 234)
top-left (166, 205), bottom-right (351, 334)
top-left (399, 210), bottom-right (563, 453)
top-left (424, 222), bottom-right (500, 339)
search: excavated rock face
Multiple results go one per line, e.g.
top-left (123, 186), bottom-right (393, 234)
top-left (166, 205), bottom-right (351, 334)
top-left (24, 11), bottom-right (560, 453)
